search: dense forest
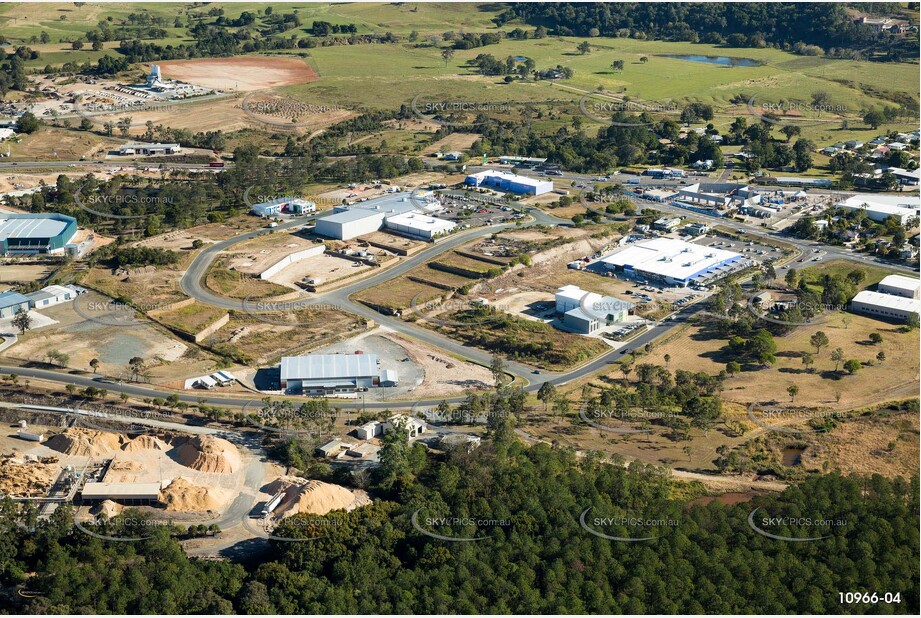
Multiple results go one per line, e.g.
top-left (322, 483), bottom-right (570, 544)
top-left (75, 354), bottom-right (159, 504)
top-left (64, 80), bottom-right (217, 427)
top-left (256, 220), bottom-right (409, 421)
top-left (497, 2), bottom-right (919, 60)
top-left (2, 429), bottom-right (918, 614)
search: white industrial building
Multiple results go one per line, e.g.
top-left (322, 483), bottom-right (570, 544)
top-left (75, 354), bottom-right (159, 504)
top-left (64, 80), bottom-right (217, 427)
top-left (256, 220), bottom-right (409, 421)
top-left (251, 197), bottom-right (316, 218)
top-left (555, 284), bottom-right (633, 334)
top-left (877, 275), bottom-right (921, 299)
top-left (313, 193), bottom-right (450, 241)
top-left (81, 482), bottom-right (161, 503)
top-left (383, 212), bottom-right (455, 240)
top-left (117, 142), bottom-right (181, 156)
top-left (464, 170), bottom-right (554, 195)
top-left (599, 238), bottom-right (746, 288)
top-left (26, 284), bottom-right (78, 309)
top-left (850, 290), bottom-right (921, 322)
top-left (835, 196), bottom-right (920, 225)
top-left (279, 353), bottom-right (396, 395)
top-left (675, 183), bottom-right (762, 210)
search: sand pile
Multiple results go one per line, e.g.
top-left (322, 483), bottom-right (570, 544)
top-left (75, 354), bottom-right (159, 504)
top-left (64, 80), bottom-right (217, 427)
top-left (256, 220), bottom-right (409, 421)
top-left (159, 477), bottom-right (231, 512)
top-left (172, 435), bottom-right (241, 474)
top-left (94, 500), bottom-right (123, 518)
top-left (266, 476), bottom-right (371, 518)
top-left (0, 457), bottom-right (57, 496)
top-left (122, 435), bottom-right (169, 452)
top-left (45, 428), bottom-right (122, 457)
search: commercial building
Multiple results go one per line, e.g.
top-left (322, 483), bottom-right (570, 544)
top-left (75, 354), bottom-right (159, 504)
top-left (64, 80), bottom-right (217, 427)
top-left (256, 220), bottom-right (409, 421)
top-left (877, 275), bottom-right (921, 299)
top-left (280, 353), bottom-right (396, 395)
top-left (26, 284), bottom-right (78, 309)
top-left (599, 238), bottom-right (746, 288)
top-left (836, 196), bottom-right (920, 225)
top-left (0, 291), bottom-right (31, 318)
top-left (498, 156), bottom-right (547, 167)
top-left (850, 290), bottom-right (921, 322)
top-left (464, 170), bottom-right (553, 195)
top-left (653, 216), bottom-right (682, 231)
top-left (555, 284), bottom-right (632, 334)
top-left (251, 197), bottom-right (316, 218)
top-left (675, 183), bottom-right (762, 210)
top-left (383, 212), bottom-right (455, 240)
top-left (0, 213), bottom-right (78, 255)
top-left (116, 142), bottom-right (181, 156)
top-left (313, 193), bottom-right (448, 241)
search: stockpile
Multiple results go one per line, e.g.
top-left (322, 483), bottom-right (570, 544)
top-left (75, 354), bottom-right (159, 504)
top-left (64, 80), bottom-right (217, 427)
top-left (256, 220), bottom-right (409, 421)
top-left (46, 428), bottom-right (122, 457)
top-left (159, 477), bottom-right (231, 512)
top-left (122, 435), bottom-right (169, 452)
top-left (0, 456), bottom-right (57, 497)
top-left (172, 435), bottom-right (241, 474)
top-left (266, 476), bottom-right (371, 518)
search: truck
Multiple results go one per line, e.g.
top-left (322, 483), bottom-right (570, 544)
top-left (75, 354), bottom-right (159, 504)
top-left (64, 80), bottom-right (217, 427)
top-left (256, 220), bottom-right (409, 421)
top-left (627, 177), bottom-right (641, 185)
top-left (209, 161), bottom-right (225, 168)
top-left (261, 492), bottom-right (284, 517)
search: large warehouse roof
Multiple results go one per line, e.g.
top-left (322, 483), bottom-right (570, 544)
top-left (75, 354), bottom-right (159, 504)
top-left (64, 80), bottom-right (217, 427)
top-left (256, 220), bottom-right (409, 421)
top-left (0, 213), bottom-right (74, 241)
top-left (600, 238), bottom-right (743, 281)
top-left (81, 482), bottom-right (161, 500)
top-left (852, 291), bottom-right (921, 314)
top-left (384, 211), bottom-right (455, 234)
top-left (281, 353), bottom-right (379, 381)
top-left (878, 274), bottom-right (921, 295)
top-left (466, 169), bottom-right (548, 189)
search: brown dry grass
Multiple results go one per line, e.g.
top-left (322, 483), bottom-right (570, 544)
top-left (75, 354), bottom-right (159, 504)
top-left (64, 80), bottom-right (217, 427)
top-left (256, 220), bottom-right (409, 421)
top-left (156, 56), bottom-right (319, 91)
top-left (641, 311), bottom-right (920, 410)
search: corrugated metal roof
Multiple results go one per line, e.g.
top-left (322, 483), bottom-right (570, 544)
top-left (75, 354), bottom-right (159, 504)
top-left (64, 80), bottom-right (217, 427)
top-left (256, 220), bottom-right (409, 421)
top-left (281, 354), bottom-right (378, 381)
top-left (380, 369), bottom-right (399, 383)
top-left (0, 214), bottom-right (74, 241)
top-left (0, 291), bottom-right (30, 308)
top-left (81, 482), bottom-right (161, 499)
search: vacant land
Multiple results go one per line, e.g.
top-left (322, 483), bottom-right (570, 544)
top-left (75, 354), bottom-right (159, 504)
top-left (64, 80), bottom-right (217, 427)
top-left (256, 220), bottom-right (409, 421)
top-left (157, 56), bottom-right (319, 91)
top-left (9, 127), bottom-right (120, 161)
top-left (641, 311), bottom-right (920, 410)
top-left (353, 275), bottom-right (445, 313)
top-left (205, 307), bottom-right (367, 366)
top-left (152, 302), bottom-right (228, 337)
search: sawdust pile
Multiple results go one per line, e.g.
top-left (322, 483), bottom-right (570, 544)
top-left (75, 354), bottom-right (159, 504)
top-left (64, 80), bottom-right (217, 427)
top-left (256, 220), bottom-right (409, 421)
top-left (122, 435), bottom-right (169, 452)
top-left (172, 436), bottom-right (241, 474)
top-left (46, 428), bottom-right (122, 457)
top-left (159, 477), bottom-right (231, 512)
top-left (0, 456), bottom-right (57, 496)
top-left (267, 476), bottom-right (371, 518)
top-left (94, 500), bottom-right (123, 518)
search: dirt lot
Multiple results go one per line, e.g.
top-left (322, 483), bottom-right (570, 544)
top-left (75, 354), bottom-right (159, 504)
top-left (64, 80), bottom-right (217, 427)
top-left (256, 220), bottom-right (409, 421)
top-left (0, 263), bottom-right (54, 285)
top-left (205, 307), bottom-right (368, 366)
top-left (268, 252), bottom-right (376, 289)
top-left (157, 56), bottom-right (319, 91)
top-left (5, 292), bottom-right (198, 380)
top-left (222, 232), bottom-right (320, 277)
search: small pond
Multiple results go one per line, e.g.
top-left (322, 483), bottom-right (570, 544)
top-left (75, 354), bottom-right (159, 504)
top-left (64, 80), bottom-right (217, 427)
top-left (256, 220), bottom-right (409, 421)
top-left (659, 54), bottom-right (762, 67)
